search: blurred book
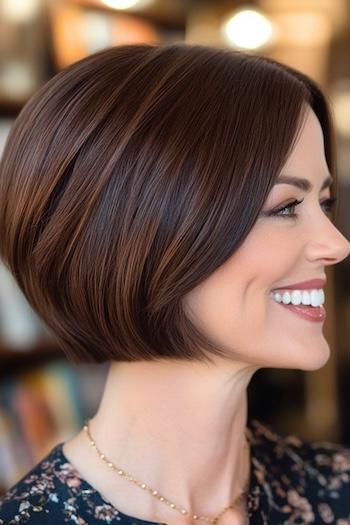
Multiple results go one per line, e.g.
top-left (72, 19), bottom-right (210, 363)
top-left (0, 359), bottom-right (107, 492)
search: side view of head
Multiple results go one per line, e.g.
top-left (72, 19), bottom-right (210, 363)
top-left (0, 43), bottom-right (343, 366)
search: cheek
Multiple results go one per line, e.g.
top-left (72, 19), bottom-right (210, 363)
top-left (235, 223), bottom-right (304, 288)
top-left (183, 224), bottom-right (304, 342)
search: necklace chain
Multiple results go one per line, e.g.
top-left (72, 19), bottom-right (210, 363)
top-left (83, 418), bottom-right (251, 525)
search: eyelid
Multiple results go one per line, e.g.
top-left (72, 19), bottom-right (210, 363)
top-left (273, 198), bottom-right (304, 215)
top-left (260, 198), bottom-right (303, 218)
top-left (320, 196), bottom-right (337, 213)
top-left (261, 196), bottom-right (337, 219)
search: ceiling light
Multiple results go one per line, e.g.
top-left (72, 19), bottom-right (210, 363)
top-left (221, 8), bottom-right (274, 50)
top-left (0, 0), bottom-right (41, 23)
top-left (100, 0), bottom-right (153, 10)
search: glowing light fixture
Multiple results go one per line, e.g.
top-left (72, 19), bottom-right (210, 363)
top-left (0, 0), bottom-right (41, 23)
top-left (100, 0), bottom-right (153, 10)
top-left (221, 8), bottom-right (273, 50)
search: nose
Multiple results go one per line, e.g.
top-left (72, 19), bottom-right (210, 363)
top-left (306, 216), bottom-right (350, 266)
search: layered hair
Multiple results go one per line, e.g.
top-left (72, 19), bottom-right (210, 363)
top-left (0, 43), bottom-right (337, 365)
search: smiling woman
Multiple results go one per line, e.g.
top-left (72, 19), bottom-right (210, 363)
top-left (0, 43), bottom-right (350, 525)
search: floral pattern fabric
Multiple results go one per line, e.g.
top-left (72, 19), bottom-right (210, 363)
top-left (1, 418), bottom-right (350, 524)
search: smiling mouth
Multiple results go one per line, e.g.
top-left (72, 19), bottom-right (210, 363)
top-left (269, 287), bottom-right (326, 322)
top-left (270, 298), bottom-right (326, 323)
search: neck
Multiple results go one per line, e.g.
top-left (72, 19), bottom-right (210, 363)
top-left (89, 358), bottom-right (257, 521)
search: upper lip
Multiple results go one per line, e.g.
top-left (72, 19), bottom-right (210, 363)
top-left (271, 278), bottom-right (326, 291)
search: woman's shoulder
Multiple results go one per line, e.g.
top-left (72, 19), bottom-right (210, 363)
top-left (250, 417), bottom-right (350, 478)
top-left (249, 418), bottom-right (350, 523)
top-left (0, 442), bottom-right (79, 524)
top-left (0, 442), bottom-right (122, 525)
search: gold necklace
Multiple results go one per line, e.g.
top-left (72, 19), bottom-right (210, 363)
top-left (83, 418), bottom-right (251, 524)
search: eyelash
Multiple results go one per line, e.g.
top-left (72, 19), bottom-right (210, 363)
top-left (269, 197), bottom-right (337, 219)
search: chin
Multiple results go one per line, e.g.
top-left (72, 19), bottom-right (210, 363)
top-left (260, 337), bottom-right (331, 371)
top-left (295, 338), bottom-right (331, 371)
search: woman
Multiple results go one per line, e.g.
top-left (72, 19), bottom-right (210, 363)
top-left (0, 43), bottom-right (350, 525)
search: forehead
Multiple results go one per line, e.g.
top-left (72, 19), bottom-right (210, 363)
top-left (278, 107), bottom-right (331, 188)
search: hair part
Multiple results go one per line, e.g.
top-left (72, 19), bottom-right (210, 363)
top-left (0, 43), bottom-right (338, 365)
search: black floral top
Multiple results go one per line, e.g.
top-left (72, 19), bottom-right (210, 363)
top-left (1, 418), bottom-right (350, 525)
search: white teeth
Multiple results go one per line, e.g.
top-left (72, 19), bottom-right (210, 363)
top-left (270, 289), bottom-right (325, 307)
top-left (311, 289), bottom-right (322, 307)
top-left (282, 291), bottom-right (291, 304)
top-left (291, 290), bottom-right (302, 305)
top-left (273, 292), bottom-right (282, 303)
top-left (302, 290), bottom-right (311, 305)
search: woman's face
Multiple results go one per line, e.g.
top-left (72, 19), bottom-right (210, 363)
top-left (184, 106), bottom-right (350, 371)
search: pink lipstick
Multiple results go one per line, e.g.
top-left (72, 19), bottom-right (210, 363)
top-left (271, 278), bottom-right (326, 291)
top-left (277, 303), bottom-right (326, 322)
top-left (270, 278), bottom-right (326, 323)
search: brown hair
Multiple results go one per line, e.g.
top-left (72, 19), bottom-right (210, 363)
top-left (0, 43), bottom-right (337, 365)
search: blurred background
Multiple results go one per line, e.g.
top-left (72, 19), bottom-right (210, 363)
top-left (0, 0), bottom-right (350, 496)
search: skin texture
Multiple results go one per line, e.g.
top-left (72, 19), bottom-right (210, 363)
top-left (183, 106), bottom-right (350, 374)
top-left (63, 106), bottom-right (350, 525)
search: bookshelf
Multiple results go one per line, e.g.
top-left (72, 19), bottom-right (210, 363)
top-left (0, 342), bottom-right (64, 377)
top-left (0, 339), bottom-right (109, 496)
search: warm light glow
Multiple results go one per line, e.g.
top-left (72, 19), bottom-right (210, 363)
top-left (221, 8), bottom-right (273, 49)
top-left (333, 91), bottom-right (350, 138)
top-left (0, 60), bottom-right (36, 100)
top-left (0, 0), bottom-right (41, 23)
top-left (272, 12), bottom-right (331, 46)
top-left (100, 0), bottom-right (153, 9)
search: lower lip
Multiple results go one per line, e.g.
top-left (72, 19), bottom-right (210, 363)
top-left (272, 301), bottom-right (326, 322)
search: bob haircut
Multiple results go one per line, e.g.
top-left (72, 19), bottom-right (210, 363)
top-left (0, 43), bottom-right (338, 365)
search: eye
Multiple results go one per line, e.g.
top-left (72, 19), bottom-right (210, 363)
top-left (265, 197), bottom-right (337, 220)
top-left (321, 197), bottom-right (337, 215)
top-left (268, 199), bottom-right (304, 219)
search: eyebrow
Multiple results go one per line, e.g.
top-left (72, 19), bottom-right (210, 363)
top-left (276, 174), bottom-right (333, 192)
